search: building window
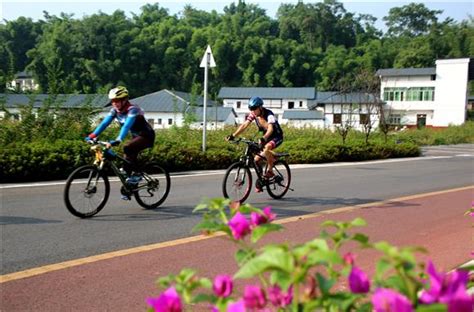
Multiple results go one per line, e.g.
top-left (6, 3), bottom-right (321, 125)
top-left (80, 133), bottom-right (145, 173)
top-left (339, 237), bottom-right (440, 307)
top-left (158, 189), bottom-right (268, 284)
top-left (431, 75), bottom-right (436, 81)
top-left (288, 101), bottom-right (294, 109)
top-left (157, 118), bottom-right (162, 125)
top-left (148, 119), bottom-right (154, 127)
top-left (388, 114), bottom-right (401, 125)
top-left (406, 87), bottom-right (435, 101)
top-left (168, 118), bottom-right (173, 125)
top-left (299, 101), bottom-right (303, 108)
top-left (383, 87), bottom-right (406, 101)
top-left (236, 101), bottom-right (241, 109)
top-left (333, 114), bottom-right (341, 124)
top-left (359, 114), bottom-right (370, 125)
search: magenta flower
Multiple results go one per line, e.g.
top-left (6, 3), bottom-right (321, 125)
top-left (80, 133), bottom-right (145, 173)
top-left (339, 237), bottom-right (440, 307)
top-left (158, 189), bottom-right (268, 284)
top-left (268, 285), bottom-right (293, 307)
top-left (348, 265), bottom-right (370, 294)
top-left (343, 252), bottom-right (355, 265)
top-left (146, 287), bottom-right (182, 312)
top-left (228, 212), bottom-right (251, 240)
top-left (371, 288), bottom-right (413, 312)
top-left (243, 285), bottom-right (267, 309)
top-left (213, 274), bottom-right (233, 298)
top-left (250, 206), bottom-right (276, 226)
top-left (227, 300), bottom-right (246, 312)
top-left (419, 260), bottom-right (472, 311)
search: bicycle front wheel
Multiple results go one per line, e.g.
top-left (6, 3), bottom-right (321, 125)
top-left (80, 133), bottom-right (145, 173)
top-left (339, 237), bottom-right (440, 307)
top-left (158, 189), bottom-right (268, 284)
top-left (222, 162), bottom-right (252, 203)
top-left (63, 165), bottom-right (110, 218)
top-left (266, 160), bottom-right (291, 199)
top-left (134, 162), bottom-right (171, 209)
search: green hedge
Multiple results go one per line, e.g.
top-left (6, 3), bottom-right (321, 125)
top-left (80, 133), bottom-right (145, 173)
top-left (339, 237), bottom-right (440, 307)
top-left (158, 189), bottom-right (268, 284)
top-left (2, 121), bottom-right (474, 183)
top-left (0, 135), bottom-right (419, 183)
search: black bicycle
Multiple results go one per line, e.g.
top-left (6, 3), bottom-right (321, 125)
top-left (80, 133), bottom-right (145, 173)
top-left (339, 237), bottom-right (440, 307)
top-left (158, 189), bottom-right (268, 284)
top-left (64, 140), bottom-right (171, 218)
top-left (223, 138), bottom-right (292, 203)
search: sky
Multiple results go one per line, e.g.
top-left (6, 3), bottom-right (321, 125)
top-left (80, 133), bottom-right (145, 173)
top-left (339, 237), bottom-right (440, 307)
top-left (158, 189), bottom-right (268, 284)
top-left (1, 0), bottom-right (473, 32)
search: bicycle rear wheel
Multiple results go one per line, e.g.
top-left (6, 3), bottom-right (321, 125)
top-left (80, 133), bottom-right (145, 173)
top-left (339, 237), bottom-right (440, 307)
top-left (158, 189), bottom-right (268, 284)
top-left (64, 165), bottom-right (110, 218)
top-left (134, 162), bottom-right (171, 209)
top-left (266, 160), bottom-right (291, 199)
top-left (222, 162), bottom-right (252, 203)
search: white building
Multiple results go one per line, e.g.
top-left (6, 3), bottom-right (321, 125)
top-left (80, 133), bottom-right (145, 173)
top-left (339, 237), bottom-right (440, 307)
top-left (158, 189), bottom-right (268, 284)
top-left (377, 58), bottom-right (472, 128)
top-left (0, 90), bottom-right (237, 130)
top-left (130, 89), bottom-right (237, 130)
top-left (6, 71), bottom-right (39, 92)
top-left (218, 87), bottom-right (379, 130)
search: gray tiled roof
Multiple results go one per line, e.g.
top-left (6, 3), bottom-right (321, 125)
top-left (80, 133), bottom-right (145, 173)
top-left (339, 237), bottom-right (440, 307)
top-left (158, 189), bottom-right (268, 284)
top-left (282, 110), bottom-right (324, 120)
top-left (376, 67), bottom-right (436, 77)
top-left (131, 89), bottom-right (217, 112)
top-left (191, 106), bottom-right (237, 122)
top-left (307, 92), bottom-right (378, 108)
top-left (218, 87), bottom-right (316, 99)
top-left (0, 94), bottom-right (107, 109)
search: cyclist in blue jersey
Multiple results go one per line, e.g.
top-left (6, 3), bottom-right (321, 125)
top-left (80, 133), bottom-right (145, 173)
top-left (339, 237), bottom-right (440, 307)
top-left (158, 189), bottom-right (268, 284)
top-left (86, 86), bottom-right (155, 193)
top-left (226, 96), bottom-right (284, 192)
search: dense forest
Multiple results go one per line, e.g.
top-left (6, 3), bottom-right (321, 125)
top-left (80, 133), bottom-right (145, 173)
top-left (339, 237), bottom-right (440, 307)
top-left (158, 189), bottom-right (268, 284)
top-left (0, 0), bottom-right (472, 98)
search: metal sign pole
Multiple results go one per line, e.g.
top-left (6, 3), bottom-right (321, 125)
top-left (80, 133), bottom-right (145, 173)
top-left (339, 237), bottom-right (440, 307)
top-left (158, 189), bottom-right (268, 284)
top-left (202, 53), bottom-right (209, 152)
top-left (200, 45), bottom-right (216, 153)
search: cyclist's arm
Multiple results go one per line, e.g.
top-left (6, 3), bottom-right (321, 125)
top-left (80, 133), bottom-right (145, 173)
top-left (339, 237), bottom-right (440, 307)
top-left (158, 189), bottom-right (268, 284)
top-left (91, 114), bottom-right (114, 137)
top-left (116, 113), bottom-right (137, 141)
top-left (262, 123), bottom-right (274, 141)
top-left (232, 120), bottom-right (251, 137)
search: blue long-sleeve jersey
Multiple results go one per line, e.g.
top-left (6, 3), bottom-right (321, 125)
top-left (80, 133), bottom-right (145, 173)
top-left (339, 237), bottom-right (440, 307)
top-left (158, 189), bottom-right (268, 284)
top-left (92, 104), bottom-right (154, 141)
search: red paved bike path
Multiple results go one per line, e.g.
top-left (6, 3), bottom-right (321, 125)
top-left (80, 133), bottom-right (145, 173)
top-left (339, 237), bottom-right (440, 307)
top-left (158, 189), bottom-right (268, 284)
top-left (1, 187), bottom-right (473, 311)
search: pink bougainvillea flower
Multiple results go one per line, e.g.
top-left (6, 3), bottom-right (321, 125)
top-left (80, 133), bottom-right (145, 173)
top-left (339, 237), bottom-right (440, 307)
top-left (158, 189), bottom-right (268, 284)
top-left (243, 285), bottom-right (267, 309)
top-left (146, 287), bottom-right (182, 312)
top-left (227, 300), bottom-right (246, 312)
top-left (349, 265), bottom-right (370, 294)
top-left (228, 212), bottom-right (251, 240)
top-left (268, 285), bottom-right (293, 307)
top-left (250, 206), bottom-right (276, 226)
top-left (419, 260), bottom-right (472, 311)
top-left (213, 274), bottom-right (233, 298)
top-left (343, 252), bottom-right (355, 265)
top-left (371, 288), bottom-right (413, 312)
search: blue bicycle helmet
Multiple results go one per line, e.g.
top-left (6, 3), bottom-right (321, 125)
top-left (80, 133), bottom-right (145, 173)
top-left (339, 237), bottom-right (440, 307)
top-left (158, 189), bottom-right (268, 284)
top-left (248, 96), bottom-right (264, 110)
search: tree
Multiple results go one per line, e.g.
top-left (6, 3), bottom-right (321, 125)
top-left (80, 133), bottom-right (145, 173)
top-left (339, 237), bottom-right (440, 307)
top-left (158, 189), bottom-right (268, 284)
top-left (383, 3), bottom-right (442, 37)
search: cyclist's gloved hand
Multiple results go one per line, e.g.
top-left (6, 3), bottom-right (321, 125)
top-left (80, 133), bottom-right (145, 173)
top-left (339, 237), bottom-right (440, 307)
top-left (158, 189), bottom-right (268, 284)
top-left (259, 137), bottom-right (267, 149)
top-left (226, 134), bottom-right (235, 141)
top-left (108, 139), bottom-right (121, 147)
top-left (85, 134), bottom-right (96, 144)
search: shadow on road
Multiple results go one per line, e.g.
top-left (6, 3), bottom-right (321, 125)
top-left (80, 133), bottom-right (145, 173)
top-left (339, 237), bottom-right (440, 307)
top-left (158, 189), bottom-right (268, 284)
top-left (0, 216), bottom-right (62, 225)
top-left (83, 205), bottom-right (198, 222)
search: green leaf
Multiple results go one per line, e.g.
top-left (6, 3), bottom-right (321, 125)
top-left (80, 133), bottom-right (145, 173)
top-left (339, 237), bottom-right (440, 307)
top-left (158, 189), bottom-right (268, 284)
top-left (270, 270), bottom-right (292, 290)
top-left (352, 233), bottom-right (369, 245)
top-left (316, 272), bottom-right (336, 295)
top-left (375, 259), bottom-right (392, 279)
top-left (350, 217), bottom-right (367, 227)
top-left (192, 293), bottom-right (216, 304)
top-left (234, 247), bottom-right (294, 279)
top-left (305, 249), bottom-right (342, 266)
top-left (234, 249), bottom-right (255, 266)
top-left (415, 304), bottom-right (447, 312)
top-left (251, 223), bottom-right (282, 243)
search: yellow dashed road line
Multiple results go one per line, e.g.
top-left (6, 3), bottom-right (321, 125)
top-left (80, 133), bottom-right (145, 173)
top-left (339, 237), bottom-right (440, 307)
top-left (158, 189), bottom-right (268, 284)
top-left (1, 185), bottom-right (472, 284)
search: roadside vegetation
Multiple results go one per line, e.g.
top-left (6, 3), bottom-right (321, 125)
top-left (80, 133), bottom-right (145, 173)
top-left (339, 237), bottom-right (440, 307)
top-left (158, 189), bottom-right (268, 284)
top-left (1, 105), bottom-right (473, 183)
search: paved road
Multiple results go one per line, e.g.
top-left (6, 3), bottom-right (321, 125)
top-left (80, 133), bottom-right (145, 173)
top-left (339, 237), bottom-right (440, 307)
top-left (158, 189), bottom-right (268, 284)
top-left (1, 187), bottom-right (472, 311)
top-left (1, 144), bottom-right (473, 275)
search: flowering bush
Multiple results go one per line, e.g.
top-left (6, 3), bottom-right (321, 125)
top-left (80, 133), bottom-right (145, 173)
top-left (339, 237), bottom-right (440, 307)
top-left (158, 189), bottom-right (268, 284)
top-left (147, 198), bottom-right (473, 312)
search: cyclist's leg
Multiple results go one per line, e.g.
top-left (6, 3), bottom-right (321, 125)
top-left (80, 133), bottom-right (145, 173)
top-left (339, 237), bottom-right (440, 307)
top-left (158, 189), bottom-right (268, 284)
top-left (264, 137), bottom-right (283, 176)
top-left (123, 135), bottom-right (154, 174)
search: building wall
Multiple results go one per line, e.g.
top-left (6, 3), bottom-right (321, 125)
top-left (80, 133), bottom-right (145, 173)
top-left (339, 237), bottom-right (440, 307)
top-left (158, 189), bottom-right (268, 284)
top-left (433, 58), bottom-right (469, 126)
top-left (223, 98), bottom-right (308, 123)
top-left (380, 58), bottom-right (470, 127)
